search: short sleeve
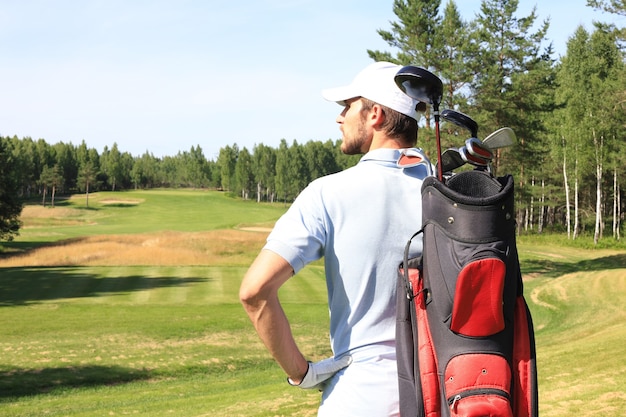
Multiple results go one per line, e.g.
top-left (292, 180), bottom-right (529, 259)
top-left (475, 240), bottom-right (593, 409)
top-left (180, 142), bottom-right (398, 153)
top-left (263, 181), bottom-right (327, 274)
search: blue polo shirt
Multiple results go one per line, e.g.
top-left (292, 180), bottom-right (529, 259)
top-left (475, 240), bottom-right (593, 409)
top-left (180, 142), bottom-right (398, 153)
top-left (264, 148), bottom-right (430, 357)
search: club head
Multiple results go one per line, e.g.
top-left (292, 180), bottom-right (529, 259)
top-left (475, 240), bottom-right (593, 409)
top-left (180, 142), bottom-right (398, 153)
top-left (459, 145), bottom-right (490, 168)
top-left (438, 148), bottom-right (465, 173)
top-left (395, 65), bottom-right (445, 180)
top-left (441, 109), bottom-right (478, 138)
top-left (394, 66), bottom-right (443, 108)
top-left (465, 137), bottom-right (493, 161)
top-left (483, 127), bottom-right (516, 150)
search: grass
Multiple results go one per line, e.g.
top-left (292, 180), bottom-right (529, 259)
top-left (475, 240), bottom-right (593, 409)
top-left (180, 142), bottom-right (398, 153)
top-left (1, 189), bottom-right (625, 416)
top-left (515, 240), bottom-right (626, 416)
top-left (9, 190), bottom-right (284, 247)
top-left (0, 267), bottom-right (330, 416)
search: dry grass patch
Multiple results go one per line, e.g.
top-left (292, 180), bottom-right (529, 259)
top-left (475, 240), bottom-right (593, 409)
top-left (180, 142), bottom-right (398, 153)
top-left (0, 229), bottom-right (269, 267)
top-left (20, 205), bottom-right (95, 227)
top-left (237, 226), bottom-right (273, 232)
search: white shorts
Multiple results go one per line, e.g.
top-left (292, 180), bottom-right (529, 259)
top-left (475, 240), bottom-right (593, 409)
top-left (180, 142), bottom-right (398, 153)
top-left (318, 345), bottom-right (399, 417)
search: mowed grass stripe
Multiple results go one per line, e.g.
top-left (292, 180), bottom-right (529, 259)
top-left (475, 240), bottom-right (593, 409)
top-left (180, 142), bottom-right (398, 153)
top-left (280, 265), bottom-right (328, 304)
top-left (1, 263), bottom-right (329, 307)
top-left (71, 266), bottom-right (240, 305)
top-left (2, 192), bottom-right (625, 416)
top-left (0, 266), bottom-right (244, 306)
top-left (1, 190), bottom-right (328, 416)
top-left (530, 266), bottom-right (626, 417)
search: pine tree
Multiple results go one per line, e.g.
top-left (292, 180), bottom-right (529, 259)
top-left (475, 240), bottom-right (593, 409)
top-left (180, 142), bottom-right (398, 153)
top-left (0, 137), bottom-right (23, 241)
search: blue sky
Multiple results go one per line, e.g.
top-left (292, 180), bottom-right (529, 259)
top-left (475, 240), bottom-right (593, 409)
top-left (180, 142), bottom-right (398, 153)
top-left (0, 1), bottom-right (623, 160)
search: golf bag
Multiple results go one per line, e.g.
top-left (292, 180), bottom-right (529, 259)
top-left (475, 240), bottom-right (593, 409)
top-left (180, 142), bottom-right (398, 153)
top-left (397, 170), bottom-right (538, 417)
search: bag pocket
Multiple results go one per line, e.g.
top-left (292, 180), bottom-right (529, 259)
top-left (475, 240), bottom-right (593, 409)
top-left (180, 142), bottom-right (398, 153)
top-left (445, 353), bottom-right (513, 417)
top-left (450, 257), bottom-right (506, 337)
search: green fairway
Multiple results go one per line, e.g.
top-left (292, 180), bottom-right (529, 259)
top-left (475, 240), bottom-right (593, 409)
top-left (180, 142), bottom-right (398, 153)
top-left (11, 190), bottom-right (287, 243)
top-left (516, 240), bottom-right (626, 416)
top-left (0, 265), bottom-right (330, 416)
top-left (1, 190), bottom-right (625, 416)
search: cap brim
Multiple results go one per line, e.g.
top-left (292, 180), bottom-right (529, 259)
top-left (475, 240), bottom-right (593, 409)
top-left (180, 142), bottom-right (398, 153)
top-left (321, 86), bottom-right (358, 105)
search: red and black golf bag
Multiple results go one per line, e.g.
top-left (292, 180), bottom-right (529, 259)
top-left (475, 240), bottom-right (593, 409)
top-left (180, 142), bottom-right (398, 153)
top-left (397, 170), bottom-right (538, 417)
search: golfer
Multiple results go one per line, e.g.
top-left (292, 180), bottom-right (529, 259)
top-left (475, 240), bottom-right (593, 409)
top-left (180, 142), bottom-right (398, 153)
top-left (240, 61), bottom-right (430, 416)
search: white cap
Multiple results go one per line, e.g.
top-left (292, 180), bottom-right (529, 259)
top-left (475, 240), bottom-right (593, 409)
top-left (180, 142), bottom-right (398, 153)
top-left (322, 61), bottom-right (420, 121)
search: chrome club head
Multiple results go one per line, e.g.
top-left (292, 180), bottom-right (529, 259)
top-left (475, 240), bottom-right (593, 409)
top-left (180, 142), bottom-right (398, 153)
top-left (441, 109), bottom-right (478, 138)
top-left (483, 127), bottom-right (516, 150)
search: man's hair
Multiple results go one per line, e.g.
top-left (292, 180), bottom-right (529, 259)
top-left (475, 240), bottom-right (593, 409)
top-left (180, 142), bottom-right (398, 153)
top-left (360, 98), bottom-right (419, 147)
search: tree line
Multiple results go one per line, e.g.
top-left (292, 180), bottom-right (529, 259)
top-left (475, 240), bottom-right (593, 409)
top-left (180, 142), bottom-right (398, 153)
top-left (363, 0), bottom-right (625, 244)
top-left (0, 136), bottom-right (359, 199)
top-left (1, 0), bottom-right (625, 244)
top-left (0, 135), bottom-right (359, 240)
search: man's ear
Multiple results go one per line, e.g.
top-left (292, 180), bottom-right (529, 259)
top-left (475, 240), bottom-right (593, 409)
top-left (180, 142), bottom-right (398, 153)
top-left (368, 103), bottom-right (386, 127)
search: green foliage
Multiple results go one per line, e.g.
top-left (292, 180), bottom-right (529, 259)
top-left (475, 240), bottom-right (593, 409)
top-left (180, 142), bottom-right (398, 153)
top-left (438, 1), bottom-right (473, 109)
top-left (2, 0), bottom-right (626, 243)
top-left (252, 143), bottom-right (277, 202)
top-left (370, 0), bottom-right (626, 243)
top-left (39, 164), bottom-right (64, 207)
top-left (217, 143), bottom-right (238, 191)
top-left (587, 0), bottom-right (626, 17)
top-left (0, 137), bottom-right (23, 241)
top-left (235, 147), bottom-right (255, 199)
top-left (369, 0), bottom-right (442, 69)
top-left (76, 161), bottom-right (99, 206)
top-left (100, 143), bottom-right (125, 191)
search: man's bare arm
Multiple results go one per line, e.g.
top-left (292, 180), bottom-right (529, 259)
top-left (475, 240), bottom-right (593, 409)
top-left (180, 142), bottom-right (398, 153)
top-left (239, 249), bottom-right (309, 383)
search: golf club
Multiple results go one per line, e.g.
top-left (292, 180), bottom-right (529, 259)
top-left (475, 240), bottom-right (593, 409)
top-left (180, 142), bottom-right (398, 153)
top-left (394, 66), bottom-right (444, 180)
top-left (483, 127), bottom-right (516, 150)
top-left (438, 148), bottom-right (465, 173)
top-left (440, 145), bottom-right (491, 174)
top-left (441, 109), bottom-right (478, 138)
top-left (438, 126), bottom-right (516, 175)
top-left (465, 137), bottom-right (493, 161)
top-left (459, 145), bottom-right (490, 168)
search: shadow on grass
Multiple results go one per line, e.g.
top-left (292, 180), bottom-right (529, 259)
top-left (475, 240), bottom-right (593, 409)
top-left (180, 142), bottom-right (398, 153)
top-left (0, 236), bottom-right (107, 255)
top-left (0, 365), bottom-right (151, 400)
top-left (0, 229), bottom-right (128, 255)
top-left (0, 268), bottom-right (210, 306)
top-left (1, 237), bottom-right (95, 254)
top-left (521, 253), bottom-right (626, 278)
top-left (0, 240), bottom-right (41, 252)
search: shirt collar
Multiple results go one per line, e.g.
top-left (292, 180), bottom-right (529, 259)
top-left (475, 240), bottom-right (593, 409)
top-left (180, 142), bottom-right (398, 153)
top-left (360, 148), bottom-right (429, 167)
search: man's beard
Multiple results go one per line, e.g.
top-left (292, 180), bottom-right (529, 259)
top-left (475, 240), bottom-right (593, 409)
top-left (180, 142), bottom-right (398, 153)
top-left (341, 123), bottom-right (369, 155)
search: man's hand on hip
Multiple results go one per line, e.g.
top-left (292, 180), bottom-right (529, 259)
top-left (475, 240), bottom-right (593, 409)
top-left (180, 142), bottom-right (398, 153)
top-left (288, 355), bottom-right (353, 390)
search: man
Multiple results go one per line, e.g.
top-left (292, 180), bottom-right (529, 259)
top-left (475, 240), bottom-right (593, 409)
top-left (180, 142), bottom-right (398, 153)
top-left (239, 61), bottom-right (431, 416)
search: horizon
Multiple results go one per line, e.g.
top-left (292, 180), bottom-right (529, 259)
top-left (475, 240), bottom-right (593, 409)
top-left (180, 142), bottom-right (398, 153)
top-left (1, 0), bottom-right (623, 160)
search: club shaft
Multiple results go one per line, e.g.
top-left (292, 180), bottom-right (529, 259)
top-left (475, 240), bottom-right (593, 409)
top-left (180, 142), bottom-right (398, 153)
top-left (435, 112), bottom-right (442, 181)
